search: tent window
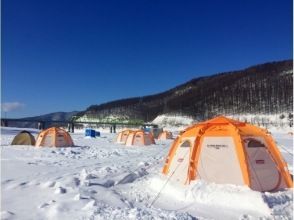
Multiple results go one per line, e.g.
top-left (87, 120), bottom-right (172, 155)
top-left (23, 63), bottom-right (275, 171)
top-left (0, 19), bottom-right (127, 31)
top-left (180, 140), bottom-right (191, 148)
top-left (248, 139), bottom-right (265, 148)
top-left (135, 135), bottom-right (142, 138)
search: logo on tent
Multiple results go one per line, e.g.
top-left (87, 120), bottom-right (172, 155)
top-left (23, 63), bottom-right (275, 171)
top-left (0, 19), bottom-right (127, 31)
top-left (206, 144), bottom-right (228, 149)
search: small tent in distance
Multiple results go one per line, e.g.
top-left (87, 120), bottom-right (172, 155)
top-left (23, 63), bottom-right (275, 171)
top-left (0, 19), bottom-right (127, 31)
top-left (35, 127), bottom-right (74, 147)
top-left (116, 129), bottom-right (132, 144)
top-left (11, 130), bottom-right (36, 145)
top-left (125, 130), bottom-right (155, 146)
top-left (85, 128), bottom-right (97, 138)
top-left (162, 116), bottom-right (293, 192)
top-left (158, 131), bottom-right (173, 140)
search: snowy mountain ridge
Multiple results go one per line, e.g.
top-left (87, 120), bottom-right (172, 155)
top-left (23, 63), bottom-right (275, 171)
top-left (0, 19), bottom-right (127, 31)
top-left (13, 60), bottom-right (293, 128)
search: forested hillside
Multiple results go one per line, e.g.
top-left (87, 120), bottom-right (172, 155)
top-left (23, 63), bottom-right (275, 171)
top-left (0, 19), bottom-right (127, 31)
top-left (76, 60), bottom-right (293, 122)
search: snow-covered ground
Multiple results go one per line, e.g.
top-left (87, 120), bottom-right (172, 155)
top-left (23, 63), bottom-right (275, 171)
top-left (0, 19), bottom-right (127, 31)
top-left (1, 126), bottom-right (293, 220)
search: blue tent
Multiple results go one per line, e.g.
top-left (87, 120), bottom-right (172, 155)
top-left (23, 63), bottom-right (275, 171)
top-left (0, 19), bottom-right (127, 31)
top-left (85, 128), bottom-right (96, 138)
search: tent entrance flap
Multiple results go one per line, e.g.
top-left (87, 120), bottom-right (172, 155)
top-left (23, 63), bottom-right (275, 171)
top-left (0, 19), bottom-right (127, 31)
top-left (197, 137), bottom-right (244, 185)
top-left (244, 138), bottom-right (286, 192)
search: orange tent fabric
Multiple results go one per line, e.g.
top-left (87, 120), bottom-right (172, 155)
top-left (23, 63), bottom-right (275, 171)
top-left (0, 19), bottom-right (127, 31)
top-left (162, 116), bottom-right (292, 192)
top-left (125, 130), bottom-right (155, 146)
top-left (35, 127), bottom-right (74, 147)
top-left (158, 131), bottom-right (173, 140)
top-left (116, 129), bottom-right (132, 144)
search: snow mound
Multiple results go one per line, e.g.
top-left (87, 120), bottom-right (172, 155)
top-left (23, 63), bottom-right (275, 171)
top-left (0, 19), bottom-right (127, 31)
top-left (148, 177), bottom-right (272, 219)
top-left (152, 114), bottom-right (195, 129)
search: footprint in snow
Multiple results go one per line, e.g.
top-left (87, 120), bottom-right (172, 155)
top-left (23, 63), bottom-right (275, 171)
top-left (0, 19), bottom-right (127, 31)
top-left (74, 193), bottom-right (91, 200)
top-left (117, 169), bottom-right (148, 185)
top-left (40, 181), bottom-right (56, 188)
top-left (2, 179), bottom-right (14, 184)
top-left (54, 187), bottom-right (67, 194)
top-left (85, 179), bottom-right (115, 188)
top-left (262, 191), bottom-right (293, 208)
top-left (80, 169), bottom-right (97, 181)
top-left (19, 182), bottom-right (28, 186)
top-left (38, 200), bottom-right (56, 209)
top-left (56, 177), bottom-right (80, 189)
top-left (1, 211), bottom-right (15, 220)
top-left (82, 200), bottom-right (97, 210)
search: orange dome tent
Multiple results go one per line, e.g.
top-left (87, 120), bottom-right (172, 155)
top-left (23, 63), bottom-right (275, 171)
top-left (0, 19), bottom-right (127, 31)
top-left (162, 116), bottom-right (292, 192)
top-left (158, 131), bottom-right (173, 140)
top-left (35, 127), bottom-right (74, 147)
top-left (116, 129), bottom-right (132, 144)
top-left (125, 130), bottom-right (155, 146)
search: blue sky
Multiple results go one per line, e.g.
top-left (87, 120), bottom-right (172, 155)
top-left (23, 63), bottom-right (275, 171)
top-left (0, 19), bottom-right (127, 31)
top-left (2, 0), bottom-right (292, 118)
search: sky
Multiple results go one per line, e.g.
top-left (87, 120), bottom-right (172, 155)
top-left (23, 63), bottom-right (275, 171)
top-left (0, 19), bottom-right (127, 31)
top-left (2, 0), bottom-right (293, 118)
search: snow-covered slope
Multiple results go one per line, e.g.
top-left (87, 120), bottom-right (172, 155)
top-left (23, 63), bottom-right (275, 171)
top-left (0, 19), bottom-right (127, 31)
top-left (151, 114), bottom-right (195, 130)
top-left (153, 113), bottom-right (294, 131)
top-left (227, 113), bottom-right (293, 130)
top-left (1, 127), bottom-right (293, 220)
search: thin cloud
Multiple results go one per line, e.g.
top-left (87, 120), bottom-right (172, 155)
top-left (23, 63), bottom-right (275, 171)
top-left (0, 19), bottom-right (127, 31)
top-left (1, 102), bottom-right (25, 112)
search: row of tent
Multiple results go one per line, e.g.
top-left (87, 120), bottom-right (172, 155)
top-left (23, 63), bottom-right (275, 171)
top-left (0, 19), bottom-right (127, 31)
top-left (10, 116), bottom-right (293, 192)
top-left (11, 126), bottom-right (171, 148)
top-left (117, 116), bottom-right (292, 191)
top-left (11, 127), bottom-right (74, 147)
top-left (116, 129), bottom-right (173, 146)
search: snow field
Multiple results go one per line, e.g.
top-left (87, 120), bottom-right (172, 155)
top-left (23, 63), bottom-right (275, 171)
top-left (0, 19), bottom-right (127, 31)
top-left (1, 127), bottom-right (293, 220)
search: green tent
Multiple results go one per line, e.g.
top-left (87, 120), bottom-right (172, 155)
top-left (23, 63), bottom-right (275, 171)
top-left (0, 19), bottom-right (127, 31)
top-left (11, 130), bottom-right (36, 145)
